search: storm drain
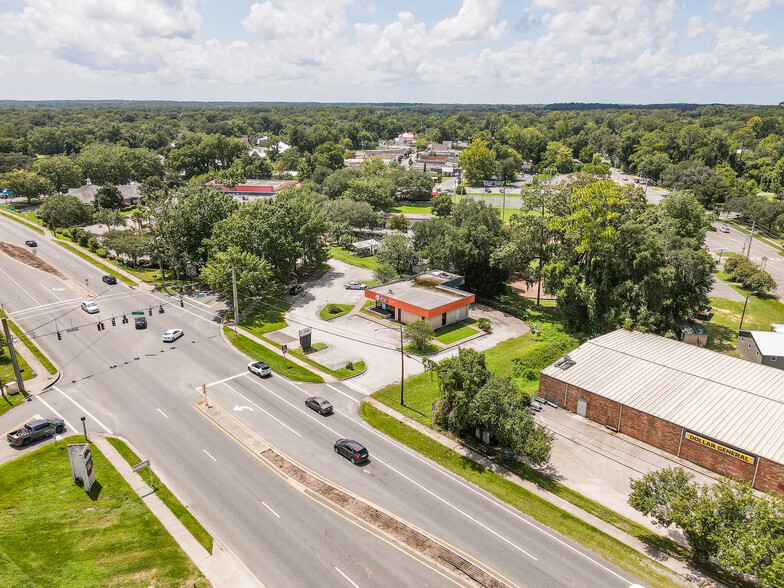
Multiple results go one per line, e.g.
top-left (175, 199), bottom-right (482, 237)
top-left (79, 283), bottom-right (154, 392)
top-left (262, 449), bottom-right (511, 588)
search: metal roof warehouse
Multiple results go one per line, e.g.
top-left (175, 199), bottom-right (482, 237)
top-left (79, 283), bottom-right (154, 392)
top-left (539, 329), bottom-right (784, 495)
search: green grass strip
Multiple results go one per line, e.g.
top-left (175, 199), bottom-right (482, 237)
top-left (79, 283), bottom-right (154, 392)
top-left (329, 246), bottom-right (378, 270)
top-left (54, 240), bottom-right (138, 286)
top-left (0, 308), bottom-right (49, 379)
top-left (0, 391), bottom-right (27, 417)
top-left (318, 303), bottom-right (354, 320)
top-left (432, 321), bottom-right (479, 344)
top-left (289, 346), bottom-right (365, 379)
top-left (0, 209), bottom-right (45, 235)
top-left (224, 326), bottom-right (324, 383)
top-left (106, 437), bottom-right (213, 553)
top-left (0, 438), bottom-right (206, 587)
top-left (3, 315), bottom-right (57, 376)
top-left (360, 402), bottom-right (682, 588)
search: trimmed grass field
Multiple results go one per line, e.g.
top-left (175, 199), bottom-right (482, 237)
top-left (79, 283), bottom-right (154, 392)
top-left (329, 246), bottom-right (378, 270)
top-left (0, 439), bottom-right (207, 587)
top-left (432, 319), bottom-right (479, 344)
top-left (106, 437), bottom-right (213, 553)
top-left (360, 403), bottom-right (682, 588)
top-left (318, 303), bottom-right (353, 320)
top-left (239, 297), bottom-right (291, 337)
top-left (0, 391), bottom-right (28, 417)
top-left (224, 327), bottom-right (324, 383)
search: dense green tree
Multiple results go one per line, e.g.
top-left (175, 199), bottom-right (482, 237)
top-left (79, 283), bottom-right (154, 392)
top-left (403, 320), bottom-right (434, 353)
top-left (312, 141), bottom-right (345, 171)
top-left (201, 246), bottom-right (274, 300)
top-left (320, 168), bottom-right (361, 199)
top-left (372, 261), bottom-right (399, 284)
top-left (387, 214), bottom-right (409, 232)
top-left (323, 199), bottom-right (378, 229)
top-left (540, 141), bottom-right (573, 173)
top-left (77, 144), bottom-right (162, 184)
top-left (376, 232), bottom-right (417, 274)
top-left (344, 176), bottom-right (395, 209)
top-left (0, 153), bottom-right (34, 174)
top-left (37, 193), bottom-right (93, 230)
top-left (0, 169), bottom-right (54, 203)
top-left (431, 192), bottom-right (453, 217)
top-left (31, 155), bottom-right (81, 190)
top-left (94, 208), bottom-right (125, 231)
top-left (94, 184), bottom-right (124, 209)
top-left (459, 139), bottom-right (496, 184)
top-left (102, 229), bottom-right (152, 266)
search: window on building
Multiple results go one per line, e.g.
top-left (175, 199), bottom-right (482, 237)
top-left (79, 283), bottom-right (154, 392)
top-left (772, 357), bottom-right (777, 361)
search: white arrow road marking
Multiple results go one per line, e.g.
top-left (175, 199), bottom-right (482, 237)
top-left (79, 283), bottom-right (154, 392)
top-left (233, 405), bottom-right (253, 412)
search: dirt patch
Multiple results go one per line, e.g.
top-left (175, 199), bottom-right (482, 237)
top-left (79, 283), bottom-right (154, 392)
top-left (262, 449), bottom-right (510, 587)
top-left (0, 241), bottom-right (66, 279)
top-left (510, 279), bottom-right (556, 301)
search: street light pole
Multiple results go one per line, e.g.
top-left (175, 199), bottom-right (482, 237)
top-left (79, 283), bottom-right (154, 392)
top-left (739, 290), bottom-right (758, 331)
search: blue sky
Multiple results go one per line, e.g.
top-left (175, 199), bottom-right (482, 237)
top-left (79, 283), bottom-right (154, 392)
top-left (0, 0), bottom-right (782, 104)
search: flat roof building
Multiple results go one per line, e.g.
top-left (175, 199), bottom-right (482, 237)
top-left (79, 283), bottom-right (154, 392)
top-left (539, 329), bottom-right (784, 495)
top-left (738, 329), bottom-right (784, 369)
top-left (365, 271), bottom-right (474, 328)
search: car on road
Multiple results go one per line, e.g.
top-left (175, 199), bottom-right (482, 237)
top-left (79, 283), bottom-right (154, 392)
top-left (162, 328), bottom-right (184, 342)
top-left (334, 438), bottom-right (368, 464)
top-left (288, 284), bottom-right (303, 295)
top-left (134, 316), bottom-right (147, 329)
top-left (102, 274), bottom-right (117, 285)
top-left (248, 361), bottom-right (272, 377)
top-left (7, 418), bottom-right (64, 446)
top-left (305, 397), bottom-right (333, 415)
top-left (81, 300), bottom-right (99, 314)
top-left (24, 240), bottom-right (37, 247)
top-left (484, 188), bottom-right (491, 193)
top-left (345, 281), bottom-right (366, 290)
top-left (719, 225), bottom-right (730, 233)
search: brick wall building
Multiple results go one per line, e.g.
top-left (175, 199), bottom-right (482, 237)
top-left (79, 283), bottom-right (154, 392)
top-left (539, 330), bottom-right (784, 495)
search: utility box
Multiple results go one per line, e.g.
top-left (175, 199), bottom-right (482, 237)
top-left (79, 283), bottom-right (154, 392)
top-left (299, 327), bottom-right (312, 350)
top-left (68, 443), bottom-right (95, 492)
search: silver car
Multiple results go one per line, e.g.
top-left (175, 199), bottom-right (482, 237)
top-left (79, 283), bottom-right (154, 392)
top-left (81, 300), bottom-right (99, 314)
top-left (248, 361), bottom-right (271, 377)
top-left (162, 328), bottom-right (184, 342)
top-left (719, 225), bottom-right (730, 233)
top-left (345, 281), bottom-right (366, 290)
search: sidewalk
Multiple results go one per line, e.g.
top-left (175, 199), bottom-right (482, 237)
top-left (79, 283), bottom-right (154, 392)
top-left (364, 397), bottom-right (706, 586)
top-left (92, 436), bottom-right (263, 588)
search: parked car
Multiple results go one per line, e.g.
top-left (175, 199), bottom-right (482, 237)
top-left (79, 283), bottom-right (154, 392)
top-left (24, 240), bottom-right (37, 247)
top-left (102, 274), bottom-right (117, 285)
top-left (719, 225), bottom-right (730, 233)
top-left (162, 328), bottom-right (184, 342)
top-left (248, 361), bottom-right (271, 377)
top-left (7, 418), bottom-right (64, 446)
top-left (345, 281), bottom-right (366, 290)
top-left (81, 300), bottom-right (99, 314)
top-left (484, 188), bottom-right (491, 193)
top-left (288, 285), bottom-right (303, 295)
top-left (334, 438), bottom-right (369, 464)
top-left (134, 316), bottom-right (147, 329)
top-left (305, 396), bottom-right (333, 415)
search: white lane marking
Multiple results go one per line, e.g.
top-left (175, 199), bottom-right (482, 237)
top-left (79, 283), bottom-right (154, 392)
top-left (36, 395), bottom-right (78, 434)
top-left (199, 371), bottom-right (250, 390)
top-left (248, 376), bottom-right (344, 437)
top-left (9, 297), bottom-right (82, 316)
top-left (157, 408), bottom-right (169, 419)
top-left (53, 386), bottom-right (113, 435)
top-left (203, 449), bottom-right (217, 462)
top-left (334, 567), bottom-right (359, 588)
top-left (262, 501), bottom-right (281, 518)
top-left (149, 292), bottom-right (224, 327)
top-left (325, 382), bottom-right (361, 403)
top-left (222, 382), bottom-right (302, 437)
top-left (0, 266), bottom-right (41, 305)
top-left (347, 414), bottom-right (632, 584)
top-left (40, 282), bottom-right (65, 301)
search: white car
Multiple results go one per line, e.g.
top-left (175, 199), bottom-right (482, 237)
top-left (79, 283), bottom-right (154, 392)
top-left (719, 225), bottom-right (730, 233)
top-left (81, 300), bottom-right (99, 314)
top-left (345, 281), bottom-right (367, 290)
top-left (162, 328), bottom-right (184, 342)
top-left (248, 361), bottom-right (271, 377)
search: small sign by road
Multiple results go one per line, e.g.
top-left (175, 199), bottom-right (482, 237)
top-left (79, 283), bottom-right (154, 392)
top-left (131, 311), bottom-right (144, 315)
top-left (131, 459), bottom-right (150, 473)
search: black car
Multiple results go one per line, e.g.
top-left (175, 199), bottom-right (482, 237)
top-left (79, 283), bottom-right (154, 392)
top-left (25, 240), bottom-right (37, 247)
top-left (134, 316), bottom-right (147, 329)
top-left (7, 418), bottom-right (64, 446)
top-left (334, 439), bottom-right (368, 464)
top-left (102, 274), bottom-right (117, 285)
top-left (288, 285), bottom-right (303, 295)
top-left (305, 396), bottom-right (333, 415)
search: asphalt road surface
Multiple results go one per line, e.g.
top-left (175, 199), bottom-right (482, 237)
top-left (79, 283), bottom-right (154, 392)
top-left (0, 214), bottom-right (647, 588)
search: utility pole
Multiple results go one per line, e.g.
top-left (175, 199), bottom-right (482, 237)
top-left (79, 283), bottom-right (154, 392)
top-left (232, 267), bottom-right (240, 333)
top-left (400, 325), bottom-right (405, 406)
top-left (2, 317), bottom-right (25, 394)
top-left (746, 221), bottom-right (756, 260)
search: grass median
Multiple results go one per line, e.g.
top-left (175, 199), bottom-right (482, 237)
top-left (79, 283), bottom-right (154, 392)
top-left (318, 303), bottom-right (353, 320)
top-left (224, 326), bottom-right (324, 383)
top-left (0, 438), bottom-right (207, 587)
top-left (360, 402), bottom-right (681, 588)
top-left (1, 308), bottom-right (57, 376)
top-left (106, 437), bottom-right (213, 553)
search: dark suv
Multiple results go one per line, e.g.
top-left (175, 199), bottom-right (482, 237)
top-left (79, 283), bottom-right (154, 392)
top-left (8, 418), bottom-right (64, 446)
top-left (135, 316), bottom-right (147, 329)
top-left (334, 439), bottom-right (368, 464)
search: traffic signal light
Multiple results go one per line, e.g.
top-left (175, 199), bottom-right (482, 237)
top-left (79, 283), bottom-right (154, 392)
top-left (57, 331), bottom-right (62, 340)
top-left (148, 307), bottom-right (152, 316)
top-left (159, 304), bottom-right (164, 314)
top-left (96, 323), bottom-right (102, 331)
top-left (122, 314), bottom-right (128, 324)
top-left (111, 316), bottom-right (116, 327)
top-left (180, 298), bottom-right (184, 308)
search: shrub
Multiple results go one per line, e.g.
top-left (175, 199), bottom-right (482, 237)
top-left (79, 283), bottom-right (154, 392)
top-left (96, 247), bottom-right (108, 258)
top-left (477, 318), bottom-right (491, 332)
top-left (345, 361), bottom-right (354, 370)
top-left (327, 303), bottom-right (341, 314)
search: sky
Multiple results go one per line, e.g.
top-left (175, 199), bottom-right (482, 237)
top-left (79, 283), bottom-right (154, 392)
top-left (0, 0), bottom-right (783, 105)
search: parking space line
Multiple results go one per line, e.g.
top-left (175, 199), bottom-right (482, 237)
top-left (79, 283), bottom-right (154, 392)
top-left (53, 386), bottom-right (113, 435)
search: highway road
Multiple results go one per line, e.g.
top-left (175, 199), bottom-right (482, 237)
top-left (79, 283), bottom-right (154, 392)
top-left (0, 213), bottom-right (648, 588)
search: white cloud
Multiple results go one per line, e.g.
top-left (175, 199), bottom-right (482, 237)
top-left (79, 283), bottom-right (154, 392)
top-left (430, 0), bottom-right (507, 46)
top-left (686, 16), bottom-right (705, 38)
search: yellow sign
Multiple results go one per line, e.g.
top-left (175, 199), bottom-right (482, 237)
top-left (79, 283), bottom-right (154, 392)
top-left (685, 432), bottom-right (755, 464)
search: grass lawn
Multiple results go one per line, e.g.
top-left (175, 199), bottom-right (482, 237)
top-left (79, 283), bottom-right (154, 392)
top-left (432, 319), bottom-right (479, 344)
top-left (360, 280), bottom-right (379, 287)
top-left (239, 297), bottom-right (291, 337)
top-left (318, 303), bottom-right (354, 320)
top-left (1, 309), bottom-right (57, 376)
top-left (0, 391), bottom-right (28, 417)
top-left (385, 203), bottom-right (433, 215)
top-left (106, 437), bottom-right (213, 553)
top-left (360, 403), bottom-right (682, 588)
top-left (0, 351), bottom-right (34, 385)
top-left (224, 327), bottom-right (324, 383)
top-left (403, 342), bottom-right (441, 355)
top-left (329, 246), bottom-right (378, 270)
top-left (290, 345), bottom-right (366, 379)
top-left (0, 209), bottom-right (45, 234)
top-left (53, 240), bottom-right (137, 287)
top-left (0, 439), bottom-right (207, 587)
